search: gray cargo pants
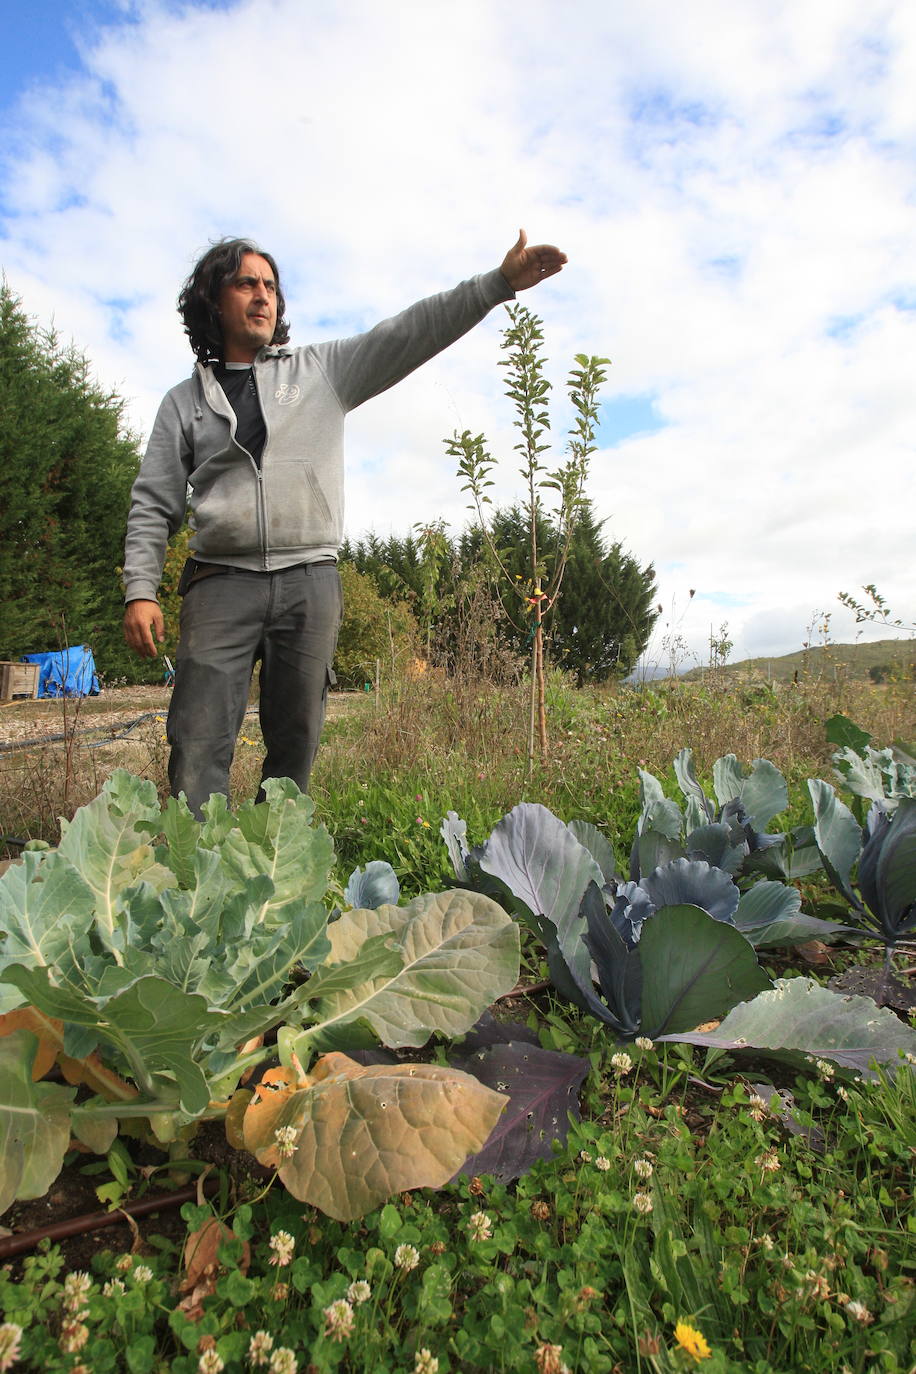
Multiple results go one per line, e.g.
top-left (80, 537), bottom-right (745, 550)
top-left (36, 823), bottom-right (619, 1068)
top-left (166, 562), bottom-right (342, 816)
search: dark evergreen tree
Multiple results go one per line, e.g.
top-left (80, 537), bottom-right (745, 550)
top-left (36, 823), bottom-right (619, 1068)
top-left (343, 503), bottom-right (657, 684)
top-left (0, 282), bottom-right (142, 680)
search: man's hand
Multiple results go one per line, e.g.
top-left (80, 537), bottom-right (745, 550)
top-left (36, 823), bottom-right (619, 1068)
top-left (500, 228), bottom-right (568, 291)
top-left (124, 599), bottom-right (165, 659)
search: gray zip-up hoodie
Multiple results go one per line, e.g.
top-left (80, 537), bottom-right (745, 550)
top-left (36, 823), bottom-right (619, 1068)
top-left (123, 267), bottom-right (515, 603)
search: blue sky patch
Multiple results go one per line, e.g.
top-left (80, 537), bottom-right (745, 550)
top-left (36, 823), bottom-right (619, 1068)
top-left (598, 394), bottom-right (667, 446)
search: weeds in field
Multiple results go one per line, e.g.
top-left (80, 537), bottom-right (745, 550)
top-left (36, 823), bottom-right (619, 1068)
top-left (2, 1055), bottom-right (912, 1372)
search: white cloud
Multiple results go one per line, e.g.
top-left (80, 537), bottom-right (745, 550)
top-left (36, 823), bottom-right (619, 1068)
top-left (1, 0), bottom-right (915, 668)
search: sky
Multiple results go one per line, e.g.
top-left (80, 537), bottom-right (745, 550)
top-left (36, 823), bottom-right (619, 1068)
top-left (1, 0), bottom-right (914, 673)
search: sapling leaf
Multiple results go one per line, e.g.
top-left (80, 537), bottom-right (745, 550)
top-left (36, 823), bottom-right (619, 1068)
top-left (670, 977), bottom-right (916, 1078)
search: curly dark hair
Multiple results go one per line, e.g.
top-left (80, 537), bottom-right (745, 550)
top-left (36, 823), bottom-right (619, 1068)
top-left (178, 237), bottom-right (291, 363)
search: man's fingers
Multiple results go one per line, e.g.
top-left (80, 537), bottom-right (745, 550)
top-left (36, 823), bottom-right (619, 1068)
top-left (124, 601), bottom-right (163, 659)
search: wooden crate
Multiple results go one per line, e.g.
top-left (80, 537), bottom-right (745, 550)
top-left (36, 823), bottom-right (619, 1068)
top-left (0, 662), bottom-right (41, 700)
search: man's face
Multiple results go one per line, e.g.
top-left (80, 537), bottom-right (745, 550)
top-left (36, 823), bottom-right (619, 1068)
top-left (218, 252), bottom-right (278, 362)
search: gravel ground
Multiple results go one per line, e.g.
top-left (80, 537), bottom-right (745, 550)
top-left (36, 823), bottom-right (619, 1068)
top-left (0, 685), bottom-right (361, 747)
top-left (0, 685), bottom-right (174, 746)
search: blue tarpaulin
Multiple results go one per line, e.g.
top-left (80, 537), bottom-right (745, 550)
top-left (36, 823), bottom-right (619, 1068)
top-left (21, 646), bottom-right (100, 698)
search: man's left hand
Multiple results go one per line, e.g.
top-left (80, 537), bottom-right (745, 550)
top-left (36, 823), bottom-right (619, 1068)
top-left (500, 228), bottom-right (568, 291)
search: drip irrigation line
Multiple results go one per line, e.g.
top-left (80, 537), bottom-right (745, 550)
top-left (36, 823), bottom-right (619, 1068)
top-left (0, 1177), bottom-right (219, 1261)
top-left (0, 708), bottom-right (258, 756)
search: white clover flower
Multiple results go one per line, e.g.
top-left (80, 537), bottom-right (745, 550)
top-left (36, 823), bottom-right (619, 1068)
top-left (595, 1156), bottom-right (611, 1171)
top-left (273, 1125), bottom-right (298, 1159)
top-left (844, 1299), bottom-right (874, 1325)
top-left (268, 1349), bottom-right (298, 1374)
top-left (534, 1342), bottom-right (568, 1374)
top-left (0, 1324), bottom-right (23, 1373)
top-left (815, 1059), bottom-right (835, 1081)
top-left (247, 1330), bottom-right (275, 1367)
top-left (635, 1036), bottom-right (654, 1051)
top-left (198, 1350), bottom-right (225, 1374)
top-left (414, 1350), bottom-right (439, 1374)
top-left (468, 1211), bottom-right (493, 1242)
top-left (346, 1279), bottom-right (371, 1305)
top-left (63, 1272), bottom-right (92, 1300)
top-left (323, 1298), bottom-right (355, 1342)
top-left (103, 1279), bottom-right (126, 1298)
top-left (610, 1052), bottom-right (633, 1075)
top-left (579, 1150), bottom-right (592, 1163)
top-left (748, 1092), bottom-right (768, 1122)
top-left (632, 1192), bottom-right (653, 1214)
top-left (634, 1158), bottom-right (653, 1180)
top-left (756, 1149), bottom-right (781, 1174)
top-left (59, 1322), bottom-right (89, 1355)
top-left (114, 1254), bottom-right (134, 1273)
top-left (132, 1265), bottom-right (154, 1284)
top-left (268, 1230), bottom-right (296, 1267)
top-left (394, 1244), bottom-right (420, 1271)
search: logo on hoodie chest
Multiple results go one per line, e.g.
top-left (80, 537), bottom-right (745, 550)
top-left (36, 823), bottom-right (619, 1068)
top-left (275, 383), bottom-right (301, 406)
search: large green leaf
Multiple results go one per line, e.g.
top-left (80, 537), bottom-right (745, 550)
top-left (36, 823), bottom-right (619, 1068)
top-left (567, 820), bottom-right (616, 884)
top-left (673, 748), bottom-right (714, 826)
top-left (214, 778), bottom-right (335, 921)
top-left (480, 803), bottom-right (603, 938)
top-left (307, 890), bottom-right (519, 1049)
top-left (713, 755), bottom-right (788, 830)
top-left (734, 880), bottom-right (859, 948)
top-left (55, 770), bottom-right (175, 952)
top-left (671, 977), bottom-right (916, 1078)
top-left (639, 905), bottom-right (772, 1038)
top-left (1, 968), bottom-right (215, 1114)
top-left (0, 1030), bottom-right (75, 1212)
top-left (243, 1052), bottom-right (507, 1221)
top-left (808, 779), bottom-right (863, 904)
top-left (874, 797), bottom-right (916, 936)
top-left (0, 852), bottom-right (96, 1012)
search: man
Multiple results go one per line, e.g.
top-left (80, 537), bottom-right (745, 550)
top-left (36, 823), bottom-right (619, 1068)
top-left (123, 230), bottom-right (567, 815)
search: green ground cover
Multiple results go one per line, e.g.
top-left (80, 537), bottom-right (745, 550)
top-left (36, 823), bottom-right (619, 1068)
top-left (0, 674), bottom-right (913, 1373)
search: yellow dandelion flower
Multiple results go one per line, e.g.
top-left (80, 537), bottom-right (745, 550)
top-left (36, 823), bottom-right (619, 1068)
top-left (674, 1320), bottom-right (712, 1362)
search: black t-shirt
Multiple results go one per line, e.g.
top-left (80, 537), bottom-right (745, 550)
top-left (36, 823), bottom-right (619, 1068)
top-left (214, 364), bottom-right (266, 467)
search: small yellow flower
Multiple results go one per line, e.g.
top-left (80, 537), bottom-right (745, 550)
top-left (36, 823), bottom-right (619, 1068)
top-left (674, 1320), bottom-right (712, 1362)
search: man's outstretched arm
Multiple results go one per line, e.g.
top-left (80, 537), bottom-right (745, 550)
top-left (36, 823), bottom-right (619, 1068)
top-left (500, 228), bottom-right (568, 291)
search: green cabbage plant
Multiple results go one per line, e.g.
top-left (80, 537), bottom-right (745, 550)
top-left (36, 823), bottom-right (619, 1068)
top-left (0, 772), bottom-right (522, 1221)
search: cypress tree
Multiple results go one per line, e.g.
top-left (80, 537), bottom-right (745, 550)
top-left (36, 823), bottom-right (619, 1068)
top-left (0, 282), bottom-right (141, 679)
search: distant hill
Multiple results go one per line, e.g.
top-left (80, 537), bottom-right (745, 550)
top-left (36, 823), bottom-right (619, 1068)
top-left (682, 637), bottom-right (915, 684)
